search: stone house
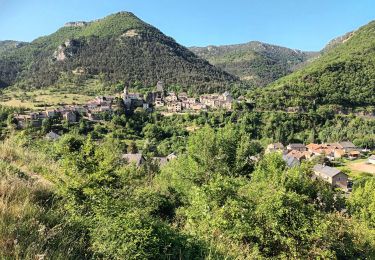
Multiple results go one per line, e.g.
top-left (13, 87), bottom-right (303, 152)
top-left (198, 92), bottom-right (233, 110)
top-left (306, 143), bottom-right (321, 153)
top-left (282, 155), bottom-right (300, 168)
top-left (87, 112), bottom-right (101, 121)
top-left (287, 143), bottom-right (307, 152)
top-left (63, 111), bottom-right (77, 123)
top-left (153, 152), bottom-right (177, 167)
top-left (266, 143), bottom-right (285, 153)
top-left (167, 102), bottom-right (182, 112)
top-left (15, 114), bottom-right (42, 128)
top-left (287, 150), bottom-right (306, 161)
top-left (338, 141), bottom-right (357, 153)
top-left (348, 151), bottom-right (361, 160)
top-left (45, 131), bottom-right (61, 141)
top-left (122, 153), bottom-right (146, 167)
top-left (165, 92), bottom-right (178, 102)
top-left (45, 110), bottom-right (57, 118)
top-left (313, 164), bottom-right (349, 190)
top-left (178, 92), bottom-right (188, 101)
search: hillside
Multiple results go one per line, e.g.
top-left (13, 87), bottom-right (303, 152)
top-left (0, 12), bottom-right (238, 93)
top-left (0, 40), bottom-right (27, 55)
top-left (251, 21), bottom-right (375, 111)
top-left (190, 41), bottom-right (317, 86)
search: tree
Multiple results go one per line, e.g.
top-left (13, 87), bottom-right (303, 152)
top-left (41, 118), bottom-right (52, 134)
top-left (348, 178), bottom-right (375, 228)
top-left (127, 141), bottom-right (138, 154)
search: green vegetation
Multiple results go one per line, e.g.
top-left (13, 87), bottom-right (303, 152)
top-left (0, 41), bottom-right (27, 56)
top-left (1, 11), bottom-right (375, 259)
top-left (251, 21), bottom-right (375, 110)
top-left (0, 12), bottom-right (239, 93)
top-left (0, 122), bottom-right (374, 259)
top-left (0, 104), bottom-right (375, 258)
top-left (0, 145), bottom-right (89, 259)
top-left (190, 41), bottom-right (317, 86)
top-left (0, 86), bottom-right (94, 109)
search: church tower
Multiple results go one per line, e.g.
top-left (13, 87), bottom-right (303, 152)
top-left (123, 83), bottom-right (129, 97)
top-left (123, 83), bottom-right (131, 109)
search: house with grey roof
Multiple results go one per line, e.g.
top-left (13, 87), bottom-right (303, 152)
top-left (152, 152), bottom-right (178, 167)
top-left (282, 155), bottom-right (300, 168)
top-left (313, 164), bottom-right (348, 190)
top-left (122, 153), bottom-right (146, 167)
top-left (287, 143), bottom-right (307, 152)
top-left (152, 157), bottom-right (168, 167)
top-left (338, 141), bottom-right (357, 153)
top-left (266, 143), bottom-right (285, 154)
top-left (45, 131), bottom-right (61, 141)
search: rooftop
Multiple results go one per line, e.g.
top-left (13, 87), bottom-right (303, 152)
top-left (122, 153), bottom-right (145, 166)
top-left (288, 143), bottom-right (306, 148)
top-left (339, 141), bottom-right (356, 148)
top-left (313, 164), bottom-right (343, 177)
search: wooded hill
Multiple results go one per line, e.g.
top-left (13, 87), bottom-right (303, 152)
top-left (0, 40), bottom-right (27, 55)
top-left (250, 21), bottom-right (375, 111)
top-left (0, 12), bottom-right (239, 93)
top-left (190, 42), bottom-right (318, 87)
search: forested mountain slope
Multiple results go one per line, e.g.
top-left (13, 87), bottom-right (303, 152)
top-left (0, 12), bottom-right (238, 93)
top-left (190, 41), bottom-right (317, 86)
top-left (0, 40), bottom-right (27, 55)
top-left (251, 21), bottom-right (375, 111)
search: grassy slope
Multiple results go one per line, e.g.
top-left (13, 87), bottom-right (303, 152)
top-left (0, 137), bottom-right (89, 259)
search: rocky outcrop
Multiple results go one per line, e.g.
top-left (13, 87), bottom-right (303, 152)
top-left (53, 40), bottom-right (81, 61)
top-left (323, 31), bottom-right (356, 52)
top-left (64, 21), bottom-right (88, 27)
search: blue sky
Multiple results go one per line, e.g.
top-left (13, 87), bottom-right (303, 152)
top-left (0, 0), bottom-right (374, 51)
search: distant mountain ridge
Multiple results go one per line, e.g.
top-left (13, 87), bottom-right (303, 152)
top-left (0, 12), bottom-right (238, 93)
top-left (190, 41), bottom-right (318, 86)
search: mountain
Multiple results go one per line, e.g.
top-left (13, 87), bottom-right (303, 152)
top-left (190, 42), bottom-right (318, 86)
top-left (0, 12), bottom-right (238, 92)
top-left (251, 21), bottom-right (375, 111)
top-left (0, 40), bottom-right (27, 55)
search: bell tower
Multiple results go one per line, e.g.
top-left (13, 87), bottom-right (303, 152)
top-left (123, 83), bottom-right (129, 97)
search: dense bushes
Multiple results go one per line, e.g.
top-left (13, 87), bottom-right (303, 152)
top-left (0, 160), bottom-right (90, 259)
top-left (1, 121), bottom-right (375, 258)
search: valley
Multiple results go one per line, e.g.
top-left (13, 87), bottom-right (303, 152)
top-left (0, 8), bottom-right (375, 260)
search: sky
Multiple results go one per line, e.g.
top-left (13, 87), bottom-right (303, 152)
top-left (0, 0), bottom-right (374, 51)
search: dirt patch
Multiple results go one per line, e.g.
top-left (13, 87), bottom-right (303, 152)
top-left (122, 29), bottom-right (139, 37)
top-left (348, 161), bottom-right (375, 174)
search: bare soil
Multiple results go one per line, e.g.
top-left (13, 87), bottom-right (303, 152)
top-left (348, 161), bottom-right (375, 175)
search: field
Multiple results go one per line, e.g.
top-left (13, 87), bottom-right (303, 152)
top-left (347, 160), bottom-right (375, 174)
top-left (0, 78), bottom-right (123, 110)
top-left (0, 88), bottom-right (94, 109)
top-left (338, 158), bottom-right (375, 180)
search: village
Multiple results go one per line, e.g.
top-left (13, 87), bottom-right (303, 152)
top-left (13, 81), bottom-right (234, 128)
top-left (266, 141), bottom-right (375, 192)
top-left (111, 140), bottom-right (375, 193)
top-left (9, 81), bottom-right (375, 194)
